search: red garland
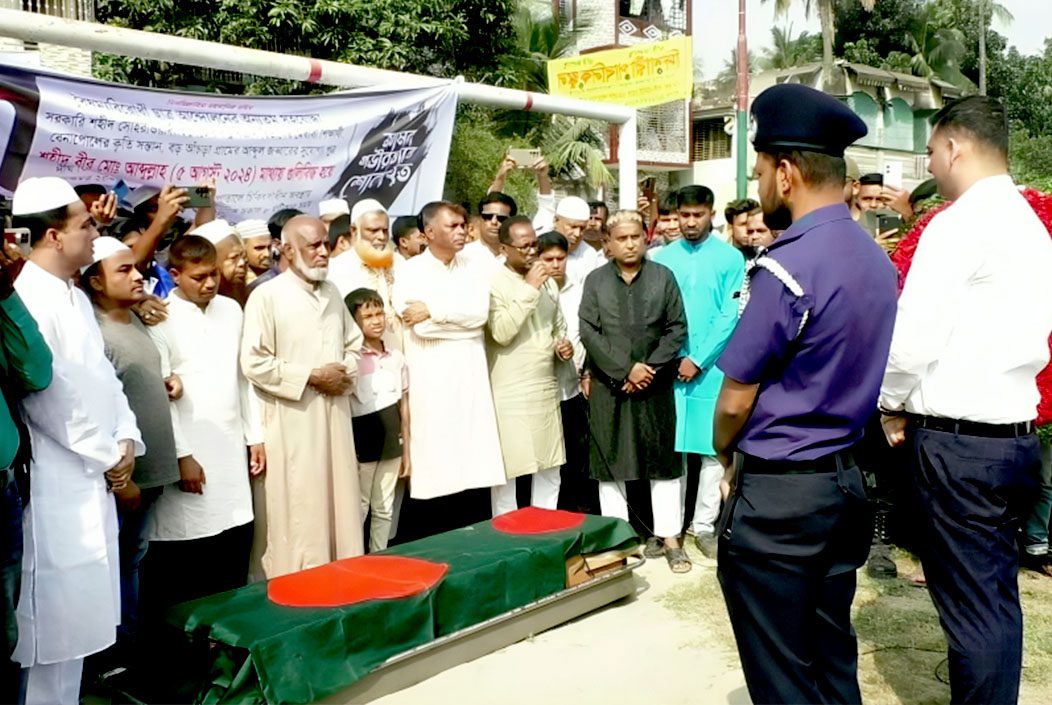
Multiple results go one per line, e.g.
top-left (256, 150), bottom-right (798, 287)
top-left (890, 188), bottom-right (1052, 424)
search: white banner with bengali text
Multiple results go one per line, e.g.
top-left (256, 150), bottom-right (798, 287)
top-left (0, 63), bottom-right (457, 219)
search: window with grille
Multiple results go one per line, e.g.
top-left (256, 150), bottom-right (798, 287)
top-left (692, 118), bottom-right (731, 161)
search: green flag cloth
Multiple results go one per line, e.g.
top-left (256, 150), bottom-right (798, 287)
top-left (167, 514), bottom-right (638, 704)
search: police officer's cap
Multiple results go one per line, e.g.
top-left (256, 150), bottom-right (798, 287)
top-left (751, 84), bottom-right (868, 158)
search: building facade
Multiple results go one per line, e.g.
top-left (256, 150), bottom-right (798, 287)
top-left (687, 61), bottom-right (963, 219)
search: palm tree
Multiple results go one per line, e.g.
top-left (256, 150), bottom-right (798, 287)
top-left (905, 6), bottom-right (974, 91)
top-left (977, 0), bottom-right (1013, 95)
top-left (496, 8), bottom-right (611, 190)
top-left (542, 115), bottom-right (613, 190)
top-left (717, 47), bottom-right (757, 94)
top-left (760, 24), bottom-right (821, 70)
top-left (761, 0), bottom-right (877, 90)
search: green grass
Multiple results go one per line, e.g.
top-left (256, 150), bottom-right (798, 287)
top-left (658, 546), bottom-right (1052, 705)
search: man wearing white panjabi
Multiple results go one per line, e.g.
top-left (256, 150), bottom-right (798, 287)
top-left (392, 201), bottom-right (505, 502)
top-left (327, 199), bottom-right (402, 349)
top-left (146, 234), bottom-right (265, 608)
top-left (11, 177), bottom-right (143, 705)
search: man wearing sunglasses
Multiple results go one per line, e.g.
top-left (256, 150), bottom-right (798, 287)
top-left (462, 192), bottom-right (517, 274)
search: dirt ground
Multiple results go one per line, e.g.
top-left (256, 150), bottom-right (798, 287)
top-left (374, 545), bottom-right (1052, 705)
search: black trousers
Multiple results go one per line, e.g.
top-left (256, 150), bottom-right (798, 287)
top-left (557, 394), bottom-right (598, 514)
top-left (141, 520), bottom-right (254, 618)
top-left (717, 456), bottom-right (871, 705)
top-left (0, 477), bottom-right (22, 705)
top-left (909, 428), bottom-right (1040, 705)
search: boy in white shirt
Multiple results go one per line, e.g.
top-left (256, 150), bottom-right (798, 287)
top-left (344, 288), bottom-right (409, 552)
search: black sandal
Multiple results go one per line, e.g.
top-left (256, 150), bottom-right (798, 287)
top-left (643, 536), bottom-right (666, 558)
top-left (665, 546), bottom-right (692, 574)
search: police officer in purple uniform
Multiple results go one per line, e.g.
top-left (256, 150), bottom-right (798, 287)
top-left (712, 84), bottom-right (899, 704)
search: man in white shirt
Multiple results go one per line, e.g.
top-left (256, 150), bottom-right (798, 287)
top-left (146, 234), bottom-right (264, 609)
top-left (461, 192), bottom-right (514, 274)
top-left (538, 231), bottom-right (597, 513)
top-left (879, 96), bottom-right (1052, 705)
top-left (549, 196), bottom-right (602, 286)
top-left (188, 219), bottom-right (248, 307)
top-left (392, 201), bottom-right (505, 525)
top-left (327, 200), bottom-right (401, 349)
top-left (11, 177), bottom-right (143, 705)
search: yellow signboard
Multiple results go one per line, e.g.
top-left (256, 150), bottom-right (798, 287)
top-left (547, 36), bottom-right (693, 109)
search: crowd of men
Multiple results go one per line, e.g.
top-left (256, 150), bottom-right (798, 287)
top-left (0, 83), bottom-right (1050, 705)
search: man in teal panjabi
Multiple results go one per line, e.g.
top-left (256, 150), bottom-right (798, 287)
top-left (653, 184), bottom-right (744, 558)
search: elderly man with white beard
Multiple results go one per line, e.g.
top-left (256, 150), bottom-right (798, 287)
top-left (328, 199), bottom-right (402, 349)
top-left (240, 215), bottom-right (365, 577)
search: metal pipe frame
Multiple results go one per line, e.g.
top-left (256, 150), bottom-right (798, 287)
top-left (0, 8), bottom-right (640, 208)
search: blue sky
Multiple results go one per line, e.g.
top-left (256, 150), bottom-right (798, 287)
top-left (692, 0), bottom-right (1050, 80)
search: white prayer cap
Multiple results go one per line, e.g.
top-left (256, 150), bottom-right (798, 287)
top-left (555, 196), bottom-right (590, 222)
top-left (80, 236), bottom-right (131, 274)
top-left (235, 219), bottom-right (270, 240)
top-left (350, 198), bottom-right (387, 224)
top-left (319, 198), bottom-right (350, 218)
top-left (12, 176), bottom-right (79, 216)
top-left (189, 219), bottom-right (238, 246)
top-left (126, 185), bottom-right (161, 209)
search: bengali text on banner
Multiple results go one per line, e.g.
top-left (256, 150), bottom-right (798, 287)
top-left (0, 63), bottom-right (458, 219)
top-left (546, 36), bottom-right (693, 109)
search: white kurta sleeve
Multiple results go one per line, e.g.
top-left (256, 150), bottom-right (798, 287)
top-left (22, 359), bottom-right (126, 476)
top-left (533, 192), bottom-right (556, 233)
top-left (240, 287), bottom-right (313, 401)
top-left (414, 269), bottom-right (490, 337)
top-left (880, 214), bottom-right (978, 411)
top-left (147, 323), bottom-right (193, 458)
top-left (239, 374), bottom-right (264, 446)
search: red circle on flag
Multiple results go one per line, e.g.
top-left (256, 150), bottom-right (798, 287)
top-left (491, 507), bottom-right (587, 535)
top-left (268, 555), bottom-right (448, 608)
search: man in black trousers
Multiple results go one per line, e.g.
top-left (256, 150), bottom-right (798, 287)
top-left (713, 83), bottom-right (899, 704)
top-left (880, 95), bottom-right (1052, 704)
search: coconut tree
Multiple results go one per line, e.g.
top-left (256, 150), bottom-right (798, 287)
top-left (761, 0), bottom-right (877, 89)
top-left (760, 24), bottom-right (822, 70)
top-left (905, 5), bottom-right (974, 90)
top-left (977, 0), bottom-right (1013, 94)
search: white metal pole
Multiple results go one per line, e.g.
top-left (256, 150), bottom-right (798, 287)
top-left (0, 8), bottom-right (635, 125)
top-left (0, 8), bottom-right (640, 203)
top-left (616, 113), bottom-right (638, 211)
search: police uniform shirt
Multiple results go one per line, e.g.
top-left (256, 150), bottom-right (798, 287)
top-left (717, 202), bottom-right (898, 461)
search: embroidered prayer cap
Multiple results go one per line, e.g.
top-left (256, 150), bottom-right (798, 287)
top-left (80, 236), bottom-right (131, 274)
top-left (751, 83), bottom-right (867, 158)
top-left (319, 198), bottom-right (350, 218)
top-left (126, 185), bottom-right (161, 209)
top-left (350, 198), bottom-right (387, 224)
top-left (235, 219), bottom-right (270, 240)
top-left (12, 176), bottom-right (79, 216)
top-left (555, 196), bottom-right (590, 222)
top-left (189, 219), bottom-right (239, 246)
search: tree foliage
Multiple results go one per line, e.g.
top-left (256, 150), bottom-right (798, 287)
top-left (443, 107), bottom-right (539, 215)
top-left (835, 0), bottom-right (921, 58)
top-left (760, 25), bottom-right (822, 70)
top-left (94, 0), bottom-right (520, 94)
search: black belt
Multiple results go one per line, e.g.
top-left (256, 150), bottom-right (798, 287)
top-left (912, 415), bottom-right (1033, 439)
top-left (741, 451), bottom-right (854, 476)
